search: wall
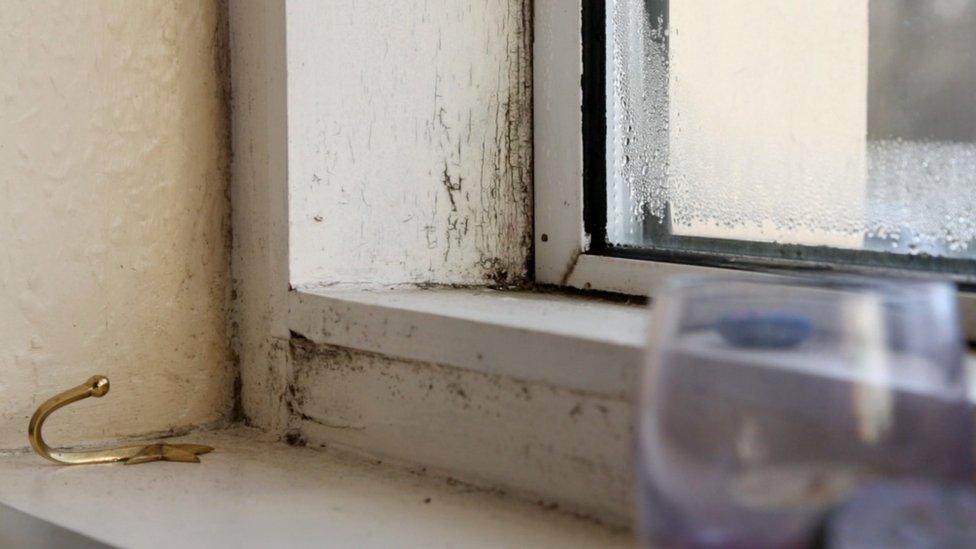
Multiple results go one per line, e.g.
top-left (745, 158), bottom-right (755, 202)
top-left (0, 0), bottom-right (233, 449)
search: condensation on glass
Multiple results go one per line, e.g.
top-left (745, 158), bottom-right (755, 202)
top-left (607, 0), bottom-right (976, 263)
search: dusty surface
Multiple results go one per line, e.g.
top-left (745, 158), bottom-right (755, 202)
top-left (0, 0), bottom-right (233, 449)
top-left (228, 0), bottom-right (292, 434)
top-left (0, 427), bottom-right (634, 548)
top-left (289, 339), bottom-right (635, 526)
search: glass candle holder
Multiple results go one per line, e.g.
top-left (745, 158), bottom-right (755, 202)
top-left (637, 276), bottom-right (973, 548)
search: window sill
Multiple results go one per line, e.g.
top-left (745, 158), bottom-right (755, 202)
top-left (286, 285), bottom-right (976, 525)
top-left (288, 286), bottom-right (648, 398)
top-left (0, 428), bottom-right (628, 548)
top-left (289, 285), bottom-right (976, 399)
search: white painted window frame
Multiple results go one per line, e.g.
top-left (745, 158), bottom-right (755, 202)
top-left (233, 0), bottom-right (651, 411)
top-left (227, 2), bottom-right (976, 521)
top-left (534, 0), bottom-right (723, 297)
top-left (231, 2), bottom-right (643, 521)
top-left (532, 0), bottom-right (976, 339)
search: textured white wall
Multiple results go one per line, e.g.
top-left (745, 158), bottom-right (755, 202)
top-left (0, 0), bottom-right (233, 449)
top-left (287, 0), bottom-right (532, 288)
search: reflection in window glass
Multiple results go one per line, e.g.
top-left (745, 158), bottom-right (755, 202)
top-left (607, 0), bottom-right (976, 264)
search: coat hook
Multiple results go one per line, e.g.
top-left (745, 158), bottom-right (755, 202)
top-left (28, 375), bottom-right (213, 465)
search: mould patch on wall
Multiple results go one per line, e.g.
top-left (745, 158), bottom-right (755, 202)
top-left (284, 338), bottom-right (633, 526)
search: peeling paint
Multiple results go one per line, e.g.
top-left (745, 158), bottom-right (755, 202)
top-left (287, 0), bottom-right (533, 288)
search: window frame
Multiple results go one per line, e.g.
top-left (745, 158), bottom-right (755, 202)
top-left (533, 0), bottom-right (786, 293)
top-left (225, 1), bottom-right (976, 524)
top-left (534, 0), bottom-right (734, 293)
top-left (532, 0), bottom-right (976, 338)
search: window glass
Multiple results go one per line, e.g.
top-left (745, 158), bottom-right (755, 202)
top-left (606, 0), bottom-right (976, 272)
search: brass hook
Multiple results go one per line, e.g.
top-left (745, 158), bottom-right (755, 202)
top-left (28, 375), bottom-right (213, 465)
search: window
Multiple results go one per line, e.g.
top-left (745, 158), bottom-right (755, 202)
top-left (535, 0), bottom-right (976, 313)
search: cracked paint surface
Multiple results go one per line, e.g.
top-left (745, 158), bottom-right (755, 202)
top-left (287, 0), bottom-right (533, 287)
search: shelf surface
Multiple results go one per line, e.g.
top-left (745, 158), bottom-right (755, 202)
top-left (0, 427), bottom-right (632, 548)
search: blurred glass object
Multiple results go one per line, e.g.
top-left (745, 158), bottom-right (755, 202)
top-left (826, 481), bottom-right (976, 548)
top-left (636, 276), bottom-right (973, 548)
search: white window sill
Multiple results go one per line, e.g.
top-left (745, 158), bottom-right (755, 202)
top-left (286, 284), bottom-right (976, 526)
top-left (0, 428), bottom-right (629, 548)
top-left (288, 286), bottom-right (647, 398)
top-left (289, 285), bottom-right (976, 400)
